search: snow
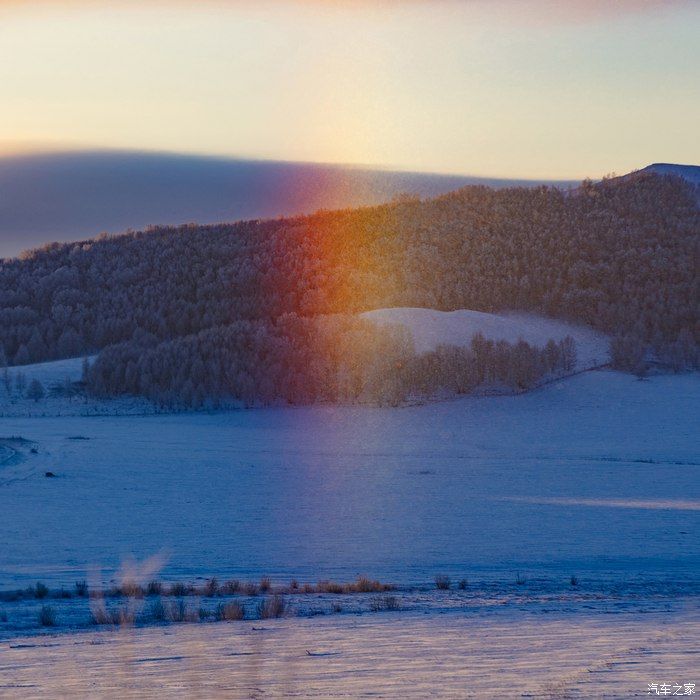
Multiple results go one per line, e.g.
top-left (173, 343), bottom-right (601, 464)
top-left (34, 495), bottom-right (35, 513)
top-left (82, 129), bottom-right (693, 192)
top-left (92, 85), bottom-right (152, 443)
top-left (8, 357), bottom-right (87, 387)
top-left (645, 163), bottom-right (700, 187)
top-left (361, 307), bottom-right (609, 371)
top-left (0, 334), bottom-right (697, 692)
top-left (0, 356), bottom-right (156, 418)
top-left (1, 603), bottom-right (698, 698)
top-left (0, 370), bottom-right (697, 591)
top-left (0, 308), bottom-right (611, 417)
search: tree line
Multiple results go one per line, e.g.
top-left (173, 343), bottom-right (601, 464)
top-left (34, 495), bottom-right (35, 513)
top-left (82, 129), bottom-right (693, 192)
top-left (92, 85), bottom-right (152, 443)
top-left (87, 313), bottom-right (577, 407)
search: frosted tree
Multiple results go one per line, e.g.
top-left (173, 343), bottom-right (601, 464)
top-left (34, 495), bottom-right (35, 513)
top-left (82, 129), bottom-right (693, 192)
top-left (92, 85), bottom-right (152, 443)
top-left (26, 378), bottom-right (45, 402)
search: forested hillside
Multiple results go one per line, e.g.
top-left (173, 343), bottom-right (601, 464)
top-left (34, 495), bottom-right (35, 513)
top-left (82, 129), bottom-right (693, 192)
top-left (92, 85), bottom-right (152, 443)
top-left (0, 170), bottom-right (697, 404)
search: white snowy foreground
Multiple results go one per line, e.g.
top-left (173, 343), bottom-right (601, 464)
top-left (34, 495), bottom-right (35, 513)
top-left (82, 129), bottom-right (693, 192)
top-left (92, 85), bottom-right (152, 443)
top-left (1, 605), bottom-right (698, 698)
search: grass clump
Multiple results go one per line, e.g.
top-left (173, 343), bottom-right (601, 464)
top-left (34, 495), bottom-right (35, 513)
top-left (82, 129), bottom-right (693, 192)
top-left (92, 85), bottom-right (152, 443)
top-left (515, 572), bottom-right (526, 586)
top-left (259, 577), bottom-right (271, 593)
top-left (75, 581), bottom-right (88, 597)
top-left (216, 602), bottom-right (245, 621)
top-left (243, 582), bottom-right (259, 596)
top-left (257, 595), bottom-right (285, 619)
top-left (163, 599), bottom-right (199, 623)
top-left (352, 576), bottom-right (393, 593)
top-left (434, 575), bottom-right (451, 590)
top-left (458, 579), bottom-right (468, 590)
top-left (203, 578), bottom-right (219, 597)
top-left (169, 582), bottom-right (191, 597)
top-left (38, 605), bottom-right (56, 627)
top-left (146, 580), bottom-right (163, 596)
top-left (90, 606), bottom-right (115, 626)
top-left (370, 596), bottom-right (400, 612)
top-left (221, 579), bottom-right (240, 595)
top-left (34, 582), bottom-right (49, 599)
top-left (148, 600), bottom-right (167, 622)
top-left (570, 575), bottom-right (579, 587)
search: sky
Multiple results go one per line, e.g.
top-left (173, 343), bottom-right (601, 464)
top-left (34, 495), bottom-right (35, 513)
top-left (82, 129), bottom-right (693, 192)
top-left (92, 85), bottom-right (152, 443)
top-left (0, 0), bottom-right (698, 179)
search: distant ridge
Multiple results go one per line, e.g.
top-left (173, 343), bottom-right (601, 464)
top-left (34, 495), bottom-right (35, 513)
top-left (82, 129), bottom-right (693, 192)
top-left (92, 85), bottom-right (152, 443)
top-left (0, 150), bottom-right (577, 258)
top-left (638, 163), bottom-right (700, 186)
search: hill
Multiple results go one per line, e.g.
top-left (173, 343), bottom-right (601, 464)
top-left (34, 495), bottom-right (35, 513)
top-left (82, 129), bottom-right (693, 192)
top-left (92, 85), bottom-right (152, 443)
top-left (0, 169), bottom-right (697, 407)
top-left (0, 150), bottom-right (577, 259)
top-left (362, 308), bottom-right (608, 372)
top-left (643, 163), bottom-right (700, 186)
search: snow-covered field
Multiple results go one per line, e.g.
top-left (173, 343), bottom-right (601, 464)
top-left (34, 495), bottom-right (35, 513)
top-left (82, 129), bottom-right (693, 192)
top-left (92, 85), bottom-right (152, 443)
top-left (0, 314), bottom-right (697, 695)
top-left (2, 604), bottom-right (698, 698)
top-left (362, 307), bottom-right (609, 370)
top-left (0, 370), bottom-right (697, 591)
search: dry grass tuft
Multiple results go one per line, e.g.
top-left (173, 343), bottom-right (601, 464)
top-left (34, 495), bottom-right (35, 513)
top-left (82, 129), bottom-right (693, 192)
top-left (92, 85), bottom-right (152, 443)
top-left (258, 595), bottom-right (286, 619)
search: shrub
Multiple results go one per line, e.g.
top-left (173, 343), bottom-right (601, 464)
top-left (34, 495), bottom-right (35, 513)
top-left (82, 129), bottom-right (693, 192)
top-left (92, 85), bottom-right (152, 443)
top-left (570, 575), bottom-right (579, 587)
top-left (164, 599), bottom-right (188, 623)
top-left (75, 581), bottom-right (88, 597)
top-left (38, 605), bottom-right (56, 627)
top-left (290, 579), bottom-right (299, 591)
top-left (34, 582), bottom-right (49, 599)
top-left (353, 576), bottom-right (391, 593)
top-left (516, 572), bottom-right (526, 586)
top-left (370, 596), bottom-right (400, 612)
top-left (257, 595), bottom-right (285, 619)
top-left (259, 577), bottom-right (271, 593)
top-left (434, 575), bottom-right (451, 590)
top-left (169, 582), bottom-right (190, 597)
top-left (148, 600), bottom-right (166, 622)
top-left (90, 606), bottom-right (115, 625)
top-left (203, 578), bottom-right (219, 597)
top-left (222, 579), bottom-right (240, 595)
top-left (146, 580), bottom-right (163, 596)
top-left (216, 602), bottom-right (245, 621)
top-left (243, 582), bottom-right (259, 596)
top-left (115, 606), bottom-right (136, 626)
top-left (458, 579), bottom-right (468, 590)
top-left (119, 581), bottom-right (144, 598)
top-left (383, 596), bottom-right (400, 611)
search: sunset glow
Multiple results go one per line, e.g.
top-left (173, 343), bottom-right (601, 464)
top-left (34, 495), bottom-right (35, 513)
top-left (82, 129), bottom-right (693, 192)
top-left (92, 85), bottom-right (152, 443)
top-left (0, 0), bottom-right (698, 178)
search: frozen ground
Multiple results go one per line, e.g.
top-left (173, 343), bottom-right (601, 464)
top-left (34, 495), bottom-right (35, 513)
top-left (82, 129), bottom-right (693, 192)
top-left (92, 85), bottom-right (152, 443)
top-left (1, 603), bottom-right (698, 698)
top-left (361, 307), bottom-right (609, 370)
top-left (0, 369), bottom-right (697, 591)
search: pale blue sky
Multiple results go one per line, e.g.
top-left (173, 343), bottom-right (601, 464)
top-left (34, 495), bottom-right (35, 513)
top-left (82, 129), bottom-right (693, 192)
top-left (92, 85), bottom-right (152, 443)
top-left (0, 0), bottom-right (698, 178)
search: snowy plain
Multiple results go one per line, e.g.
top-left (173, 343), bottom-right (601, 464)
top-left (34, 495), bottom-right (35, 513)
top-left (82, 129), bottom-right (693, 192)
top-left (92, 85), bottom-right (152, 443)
top-left (0, 309), bottom-right (698, 696)
top-left (0, 369), bottom-right (697, 590)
